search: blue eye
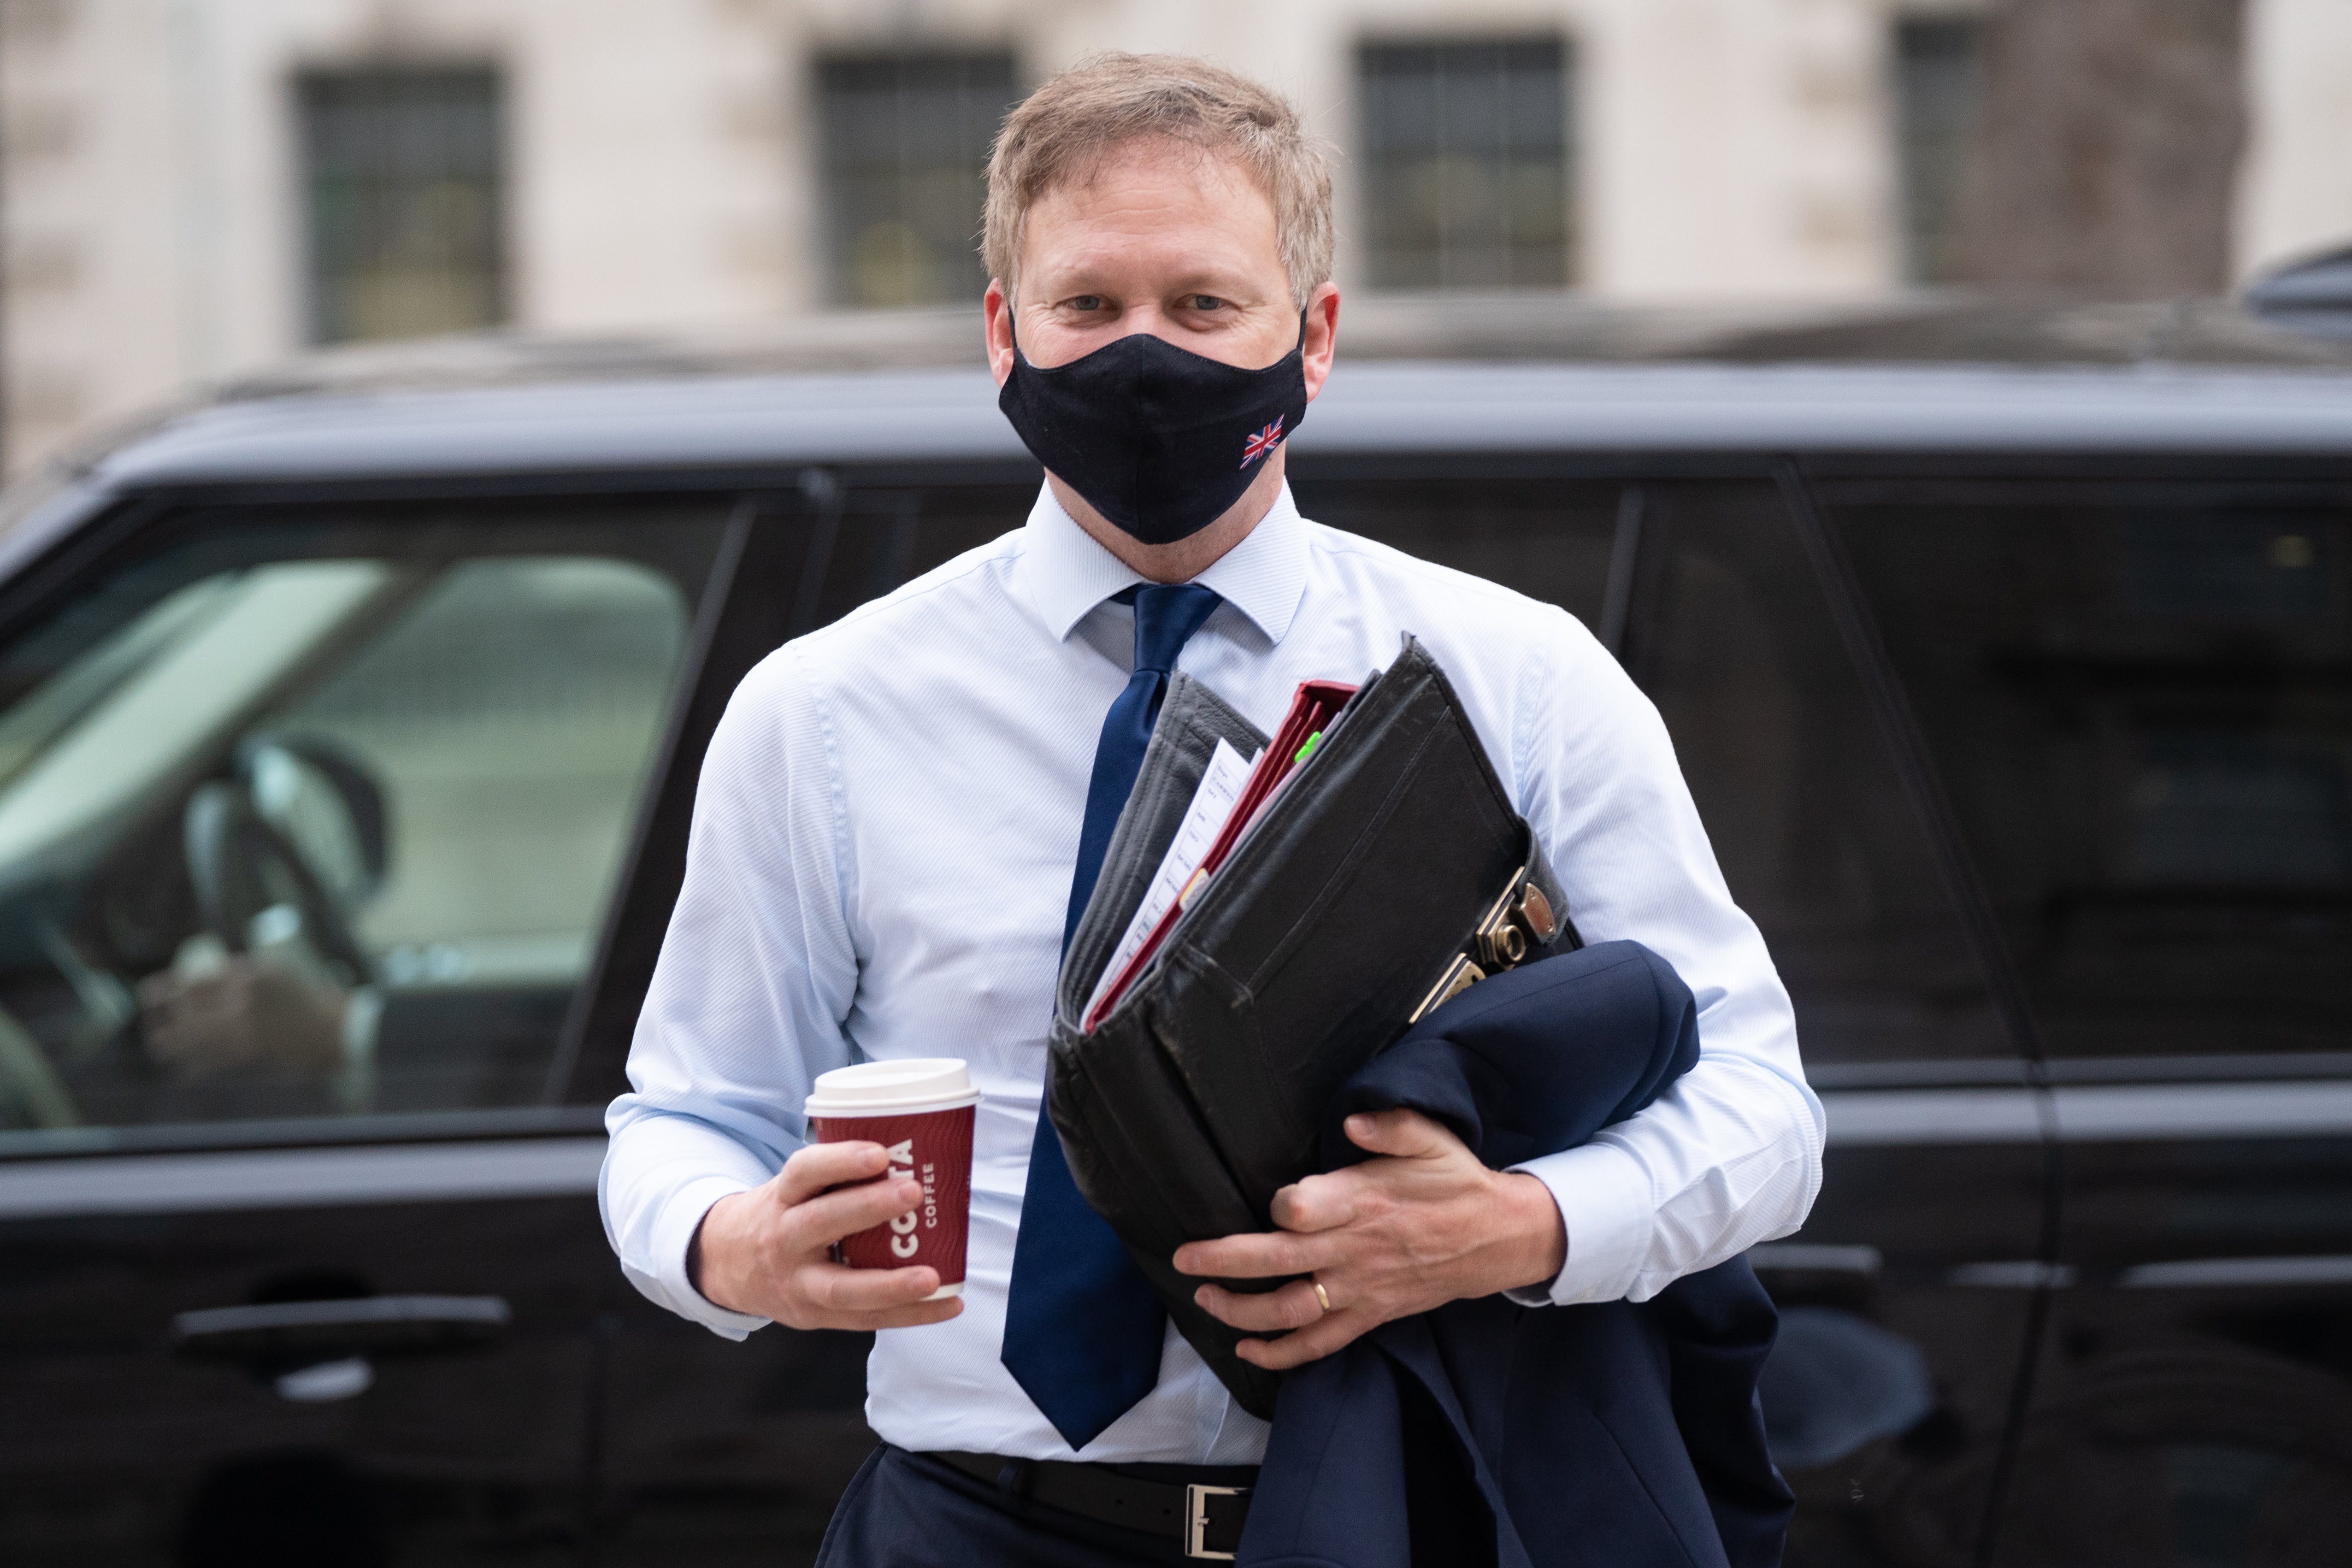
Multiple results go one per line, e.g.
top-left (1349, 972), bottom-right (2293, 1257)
top-left (1069, 296), bottom-right (1104, 312)
top-left (1191, 295), bottom-right (1224, 311)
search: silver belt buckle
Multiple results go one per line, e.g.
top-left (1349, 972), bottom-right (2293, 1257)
top-left (1185, 1482), bottom-right (1244, 1560)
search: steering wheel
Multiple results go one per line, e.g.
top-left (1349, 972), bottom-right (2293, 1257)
top-left (183, 779), bottom-right (373, 985)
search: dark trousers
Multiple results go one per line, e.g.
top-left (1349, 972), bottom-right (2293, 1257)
top-left (817, 1446), bottom-right (1205, 1568)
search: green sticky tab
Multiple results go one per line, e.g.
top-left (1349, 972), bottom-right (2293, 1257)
top-left (1294, 730), bottom-right (1322, 764)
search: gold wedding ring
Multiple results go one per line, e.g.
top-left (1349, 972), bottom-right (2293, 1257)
top-left (1312, 1279), bottom-right (1333, 1315)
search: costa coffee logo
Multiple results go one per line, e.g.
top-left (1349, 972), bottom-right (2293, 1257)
top-left (885, 1139), bottom-right (940, 1258)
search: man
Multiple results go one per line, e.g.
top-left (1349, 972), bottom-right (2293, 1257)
top-left (602, 53), bottom-right (1821, 1565)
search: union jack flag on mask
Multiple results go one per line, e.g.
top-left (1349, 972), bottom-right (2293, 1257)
top-left (1239, 417), bottom-right (1285, 469)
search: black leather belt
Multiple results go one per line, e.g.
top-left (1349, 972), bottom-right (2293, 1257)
top-left (929, 1450), bottom-right (1254, 1559)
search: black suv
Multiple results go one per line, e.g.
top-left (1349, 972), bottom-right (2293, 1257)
top-left (0, 295), bottom-right (2347, 1568)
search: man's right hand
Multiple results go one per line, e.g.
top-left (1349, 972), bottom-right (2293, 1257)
top-left (689, 1140), bottom-right (965, 1331)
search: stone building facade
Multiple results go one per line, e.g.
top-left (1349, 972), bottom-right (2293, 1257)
top-left (2, 0), bottom-right (2347, 477)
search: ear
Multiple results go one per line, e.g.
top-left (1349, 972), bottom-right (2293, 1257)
top-left (1301, 281), bottom-right (1341, 403)
top-left (984, 280), bottom-right (1017, 389)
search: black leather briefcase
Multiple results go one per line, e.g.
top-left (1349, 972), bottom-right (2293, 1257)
top-left (1049, 637), bottom-right (1579, 1416)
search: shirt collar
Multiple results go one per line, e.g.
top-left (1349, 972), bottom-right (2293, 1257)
top-left (1014, 481), bottom-right (1311, 647)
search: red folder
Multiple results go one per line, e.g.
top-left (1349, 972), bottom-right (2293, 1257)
top-left (1083, 679), bottom-right (1357, 1031)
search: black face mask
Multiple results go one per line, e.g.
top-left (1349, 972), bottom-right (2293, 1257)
top-left (997, 313), bottom-right (1309, 546)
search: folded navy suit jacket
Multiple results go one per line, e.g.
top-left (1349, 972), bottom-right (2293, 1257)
top-left (1234, 941), bottom-right (1794, 1568)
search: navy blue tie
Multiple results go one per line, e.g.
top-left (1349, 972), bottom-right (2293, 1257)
top-left (1002, 581), bottom-right (1224, 1450)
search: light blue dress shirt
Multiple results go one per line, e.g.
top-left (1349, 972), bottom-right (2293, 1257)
top-left (601, 481), bottom-right (1823, 1465)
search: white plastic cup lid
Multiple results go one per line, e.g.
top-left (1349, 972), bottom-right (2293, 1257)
top-left (804, 1058), bottom-right (979, 1115)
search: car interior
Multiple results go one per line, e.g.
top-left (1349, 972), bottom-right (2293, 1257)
top-left (0, 507), bottom-right (726, 1139)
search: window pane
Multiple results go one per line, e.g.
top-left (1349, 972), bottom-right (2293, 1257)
top-left (299, 67), bottom-right (506, 344)
top-left (1359, 39), bottom-right (1574, 291)
top-left (1833, 487), bottom-right (2350, 1060)
top-left (1893, 18), bottom-right (1987, 286)
top-left (817, 53), bottom-right (1019, 309)
top-left (0, 506), bottom-right (727, 1145)
top-left (1631, 485), bottom-right (2007, 1067)
top-left (275, 559), bottom-right (686, 983)
top-left (299, 66), bottom-right (506, 343)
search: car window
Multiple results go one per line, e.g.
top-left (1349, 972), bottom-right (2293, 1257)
top-left (1288, 470), bottom-right (1622, 629)
top-left (0, 504), bottom-right (729, 1145)
top-left (801, 482), bottom-right (1038, 632)
top-left (1627, 483), bottom-right (2010, 1068)
top-left (1830, 483), bottom-right (2350, 1061)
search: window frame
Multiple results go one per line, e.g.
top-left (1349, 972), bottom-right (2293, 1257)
top-left (1890, 15), bottom-right (1990, 287)
top-left (811, 49), bottom-right (1021, 310)
top-left (294, 64), bottom-right (510, 346)
top-left (1355, 35), bottom-right (1579, 293)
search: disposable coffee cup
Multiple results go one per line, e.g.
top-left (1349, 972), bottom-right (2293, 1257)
top-left (805, 1059), bottom-right (981, 1300)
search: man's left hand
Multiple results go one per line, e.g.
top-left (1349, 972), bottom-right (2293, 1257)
top-left (1172, 1108), bottom-right (1567, 1370)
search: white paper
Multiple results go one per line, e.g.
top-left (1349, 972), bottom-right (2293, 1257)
top-left (1084, 737), bottom-right (1255, 1023)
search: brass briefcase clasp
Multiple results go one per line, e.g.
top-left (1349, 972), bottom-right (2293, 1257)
top-left (1512, 883), bottom-right (1558, 946)
top-left (1409, 865), bottom-right (1556, 1024)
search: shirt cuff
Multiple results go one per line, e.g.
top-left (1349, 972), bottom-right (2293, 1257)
top-left (633, 1173), bottom-right (773, 1340)
top-left (1501, 1140), bottom-right (1655, 1306)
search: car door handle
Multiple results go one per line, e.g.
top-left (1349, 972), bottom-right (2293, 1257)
top-left (1750, 1244), bottom-right (1883, 1276)
top-left (171, 1294), bottom-right (512, 1366)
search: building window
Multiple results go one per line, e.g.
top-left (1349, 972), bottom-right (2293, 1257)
top-left (1893, 18), bottom-right (1987, 285)
top-left (298, 68), bottom-right (506, 346)
top-left (817, 53), bottom-right (1018, 309)
top-left (1359, 39), bottom-right (1574, 291)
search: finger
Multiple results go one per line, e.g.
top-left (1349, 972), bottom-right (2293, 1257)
top-left (1173, 1229), bottom-right (1335, 1279)
top-left (1192, 1279), bottom-right (1329, 1334)
top-left (786, 1177), bottom-right (925, 1249)
top-left (855, 1297), bottom-right (966, 1331)
top-left (1343, 1108), bottom-right (1456, 1160)
top-left (797, 1261), bottom-right (946, 1314)
top-left (775, 1140), bottom-right (892, 1205)
top-left (1268, 1171), bottom-right (1364, 1234)
top-left (1236, 1309), bottom-right (1374, 1371)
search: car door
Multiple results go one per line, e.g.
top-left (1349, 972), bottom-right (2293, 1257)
top-left (0, 489), bottom-right (747, 1566)
top-left (1291, 461), bottom-right (2052, 1568)
top-left (1827, 472), bottom-right (2352, 1568)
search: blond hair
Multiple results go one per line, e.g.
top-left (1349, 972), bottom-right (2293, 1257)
top-left (983, 53), bottom-right (1336, 309)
